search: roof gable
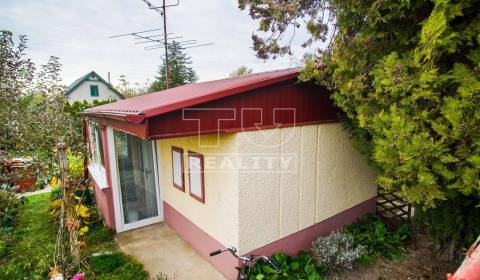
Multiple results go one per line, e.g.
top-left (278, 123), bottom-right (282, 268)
top-left (65, 71), bottom-right (125, 99)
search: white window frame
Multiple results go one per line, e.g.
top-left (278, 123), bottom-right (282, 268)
top-left (88, 122), bottom-right (108, 189)
top-left (171, 146), bottom-right (185, 191)
top-left (108, 128), bottom-right (163, 232)
top-left (188, 151), bottom-right (205, 203)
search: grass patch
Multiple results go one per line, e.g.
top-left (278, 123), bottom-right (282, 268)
top-left (0, 193), bottom-right (55, 279)
top-left (0, 193), bottom-right (150, 280)
top-left (89, 253), bottom-right (148, 280)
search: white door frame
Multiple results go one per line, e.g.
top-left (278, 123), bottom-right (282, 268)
top-left (107, 127), bottom-right (163, 233)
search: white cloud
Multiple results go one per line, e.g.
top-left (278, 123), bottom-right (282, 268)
top-left (0, 0), bottom-right (314, 86)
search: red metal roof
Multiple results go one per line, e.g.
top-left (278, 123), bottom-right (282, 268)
top-left (84, 68), bottom-right (300, 123)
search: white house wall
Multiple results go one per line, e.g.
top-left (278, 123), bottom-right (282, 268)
top-left (236, 123), bottom-right (377, 254)
top-left (156, 134), bottom-right (240, 249)
top-left (67, 80), bottom-right (121, 103)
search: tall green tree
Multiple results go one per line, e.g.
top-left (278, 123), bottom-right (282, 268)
top-left (0, 30), bottom-right (35, 157)
top-left (115, 74), bottom-right (149, 98)
top-left (240, 0), bottom-right (480, 256)
top-left (0, 30), bottom-right (78, 182)
top-left (149, 41), bottom-right (198, 92)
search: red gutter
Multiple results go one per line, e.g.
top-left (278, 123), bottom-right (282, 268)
top-left (82, 112), bottom-right (146, 124)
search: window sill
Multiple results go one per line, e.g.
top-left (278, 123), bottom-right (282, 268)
top-left (88, 164), bottom-right (108, 189)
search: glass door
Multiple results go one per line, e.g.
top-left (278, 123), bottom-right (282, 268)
top-left (113, 130), bottom-right (159, 225)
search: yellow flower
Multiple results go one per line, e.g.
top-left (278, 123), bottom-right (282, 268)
top-left (51, 199), bottom-right (61, 209)
top-left (358, 113), bottom-right (367, 128)
top-left (75, 205), bottom-right (90, 219)
top-left (50, 176), bottom-right (59, 188)
top-left (79, 226), bottom-right (89, 236)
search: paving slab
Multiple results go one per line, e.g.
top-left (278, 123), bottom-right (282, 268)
top-left (116, 223), bottom-right (227, 280)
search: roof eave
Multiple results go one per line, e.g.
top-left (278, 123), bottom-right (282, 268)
top-left (83, 111), bottom-right (146, 124)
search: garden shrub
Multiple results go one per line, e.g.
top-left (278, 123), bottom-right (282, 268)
top-left (250, 251), bottom-right (326, 279)
top-left (34, 178), bottom-right (48, 190)
top-left (50, 185), bottom-right (61, 200)
top-left (414, 195), bottom-right (480, 259)
top-left (0, 190), bottom-right (24, 228)
top-left (0, 226), bottom-right (13, 238)
top-left (311, 231), bottom-right (365, 271)
top-left (67, 151), bottom-right (84, 180)
top-left (343, 215), bottom-right (411, 262)
top-left (0, 189), bottom-right (24, 257)
top-left (0, 239), bottom-right (6, 257)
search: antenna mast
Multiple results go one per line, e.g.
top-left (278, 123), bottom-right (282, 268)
top-left (110, 1), bottom-right (213, 90)
top-left (162, 0), bottom-right (170, 88)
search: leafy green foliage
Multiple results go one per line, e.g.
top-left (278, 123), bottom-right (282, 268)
top-left (0, 190), bottom-right (24, 228)
top-left (50, 186), bottom-right (61, 200)
top-left (241, 0), bottom-right (480, 254)
top-left (1, 30), bottom-right (81, 182)
top-left (343, 215), bottom-right (411, 262)
top-left (311, 231), bottom-right (365, 271)
top-left (64, 99), bottom-right (113, 139)
top-left (115, 74), bottom-right (150, 98)
top-left (0, 191), bottom-right (23, 259)
top-left (0, 193), bottom-right (150, 279)
top-left (0, 30), bottom-right (35, 159)
top-left (249, 251), bottom-right (326, 280)
top-left (0, 240), bottom-right (6, 257)
top-left (414, 195), bottom-right (480, 257)
top-left (149, 41), bottom-right (198, 92)
top-left (67, 152), bottom-right (84, 180)
top-left (85, 226), bottom-right (115, 245)
top-left (229, 66), bottom-right (254, 77)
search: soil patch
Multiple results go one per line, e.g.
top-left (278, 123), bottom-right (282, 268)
top-left (329, 235), bottom-right (458, 280)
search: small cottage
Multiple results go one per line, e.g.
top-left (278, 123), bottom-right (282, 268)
top-left (83, 68), bottom-right (377, 279)
top-left (65, 71), bottom-right (124, 103)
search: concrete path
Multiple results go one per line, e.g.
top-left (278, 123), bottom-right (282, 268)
top-left (18, 185), bottom-right (53, 197)
top-left (116, 223), bottom-right (227, 280)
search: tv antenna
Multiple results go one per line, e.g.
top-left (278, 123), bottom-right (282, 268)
top-left (109, 0), bottom-right (213, 89)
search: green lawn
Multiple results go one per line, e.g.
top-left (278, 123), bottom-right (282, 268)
top-left (0, 193), bottom-right (55, 279)
top-left (0, 193), bottom-right (149, 280)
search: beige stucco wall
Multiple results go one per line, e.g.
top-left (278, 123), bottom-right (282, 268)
top-left (157, 123), bottom-right (376, 255)
top-left (236, 123), bottom-right (377, 254)
top-left (156, 134), bottom-right (240, 249)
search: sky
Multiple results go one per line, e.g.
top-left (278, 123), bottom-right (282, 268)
top-left (0, 0), bottom-right (314, 87)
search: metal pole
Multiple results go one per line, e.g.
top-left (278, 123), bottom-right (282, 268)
top-left (163, 0), bottom-right (170, 89)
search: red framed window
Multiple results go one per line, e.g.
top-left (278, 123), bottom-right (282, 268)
top-left (188, 151), bottom-right (205, 203)
top-left (171, 146), bottom-right (185, 191)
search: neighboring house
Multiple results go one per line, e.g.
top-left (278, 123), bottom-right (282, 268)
top-left (65, 71), bottom-right (124, 103)
top-left (83, 68), bottom-right (377, 279)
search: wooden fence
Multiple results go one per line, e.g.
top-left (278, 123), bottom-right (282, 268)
top-left (376, 189), bottom-right (412, 228)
